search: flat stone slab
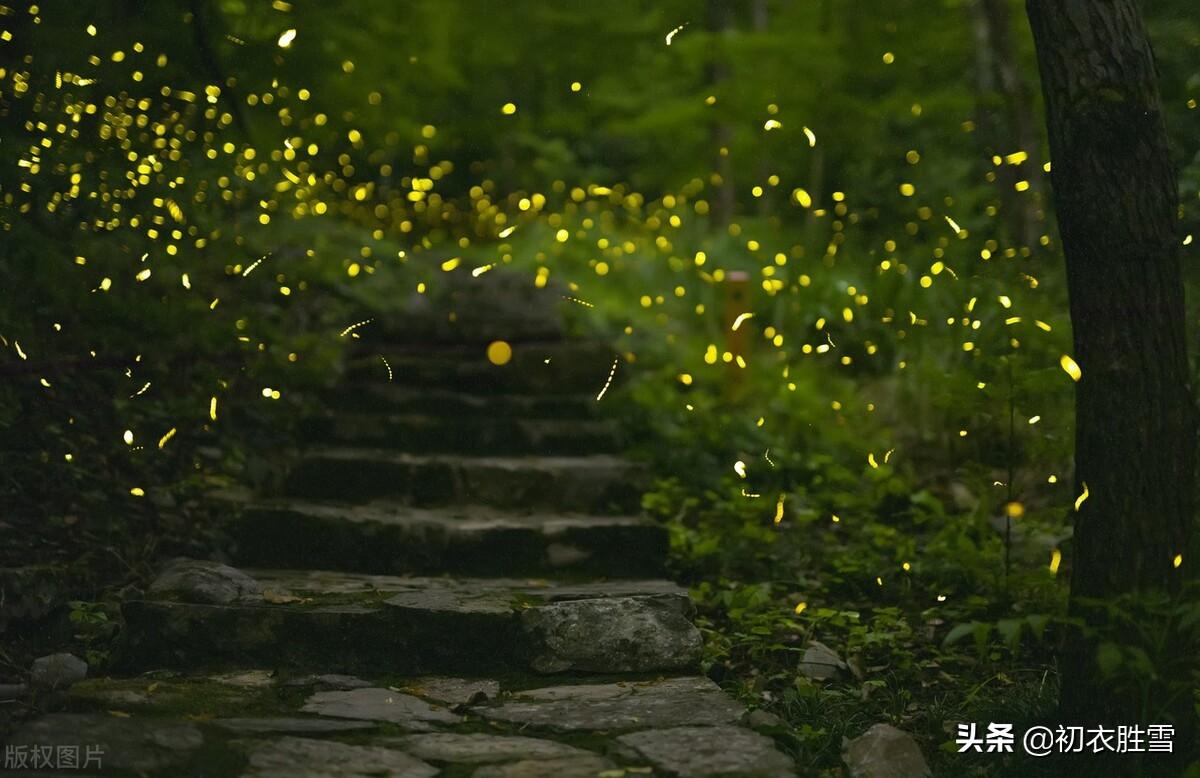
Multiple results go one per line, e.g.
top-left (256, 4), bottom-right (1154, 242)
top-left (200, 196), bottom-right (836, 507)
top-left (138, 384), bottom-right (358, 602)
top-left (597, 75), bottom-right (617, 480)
top-left (226, 500), bottom-right (667, 577)
top-left (471, 755), bottom-right (619, 777)
top-left (121, 567), bottom-right (699, 675)
top-left (615, 725), bottom-right (795, 777)
top-left (300, 687), bottom-right (461, 730)
top-left (390, 732), bottom-right (591, 764)
top-left (7, 713), bottom-right (203, 773)
top-left (303, 413), bottom-right (621, 455)
top-left (284, 449), bottom-right (641, 514)
top-left (239, 736), bottom-right (437, 778)
top-left (473, 677), bottom-right (747, 733)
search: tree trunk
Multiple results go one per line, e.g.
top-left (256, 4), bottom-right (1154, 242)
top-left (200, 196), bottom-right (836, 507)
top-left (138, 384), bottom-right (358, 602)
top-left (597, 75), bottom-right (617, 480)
top-left (1025, 0), bottom-right (1195, 729)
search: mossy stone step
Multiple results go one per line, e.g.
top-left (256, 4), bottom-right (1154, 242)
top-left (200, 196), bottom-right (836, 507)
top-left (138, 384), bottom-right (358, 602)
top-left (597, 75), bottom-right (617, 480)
top-left (300, 413), bottom-right (621, 455)
top-left (120, 563), bottom-right (700, 676)
top-left (19, 673), bottom-right (795, 776)
top-left (321, 385), bottom-right (597, 419)
top-left (223, 501), bottom-right (667, 577)
top-left (343, 341), bottom-right (619, 396)
top-left (283, 449), bottom-right (641, 514)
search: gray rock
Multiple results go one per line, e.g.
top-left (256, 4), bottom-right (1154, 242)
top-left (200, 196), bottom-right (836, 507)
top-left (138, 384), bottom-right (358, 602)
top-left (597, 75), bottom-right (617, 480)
top-left (210, 718), bottom-right (376, 734)
top-left (7, 713), bottom-right (202, 772)
top-left (842, 724), bottom-right (931, 778)
top-left (392, 733), bottom-right (589, 764)
top-left (149, 558), bottom-right (262, 604)
top-left (301, 687), bottom-right (460, 730)
top-left (743, 709), bottom-right (783, 730)
top-left (476, 676), bottom-right (746, 733)
top-left (30, 653), bottom-right (87, 689)
top-left (798, 640), bottom-right (847, 681)
top-left (282, 673), bottom-right (373, 691)
top-left (520, 594), bottom-right (702, 673)
top-left (396, 676), bottom-right (500, 704)
top-left (239, 736), bottom-right (436, 778)
top-left (616, 725), bottom-right (794, 777)
top-left (471, 755), bottom-right (617, 778)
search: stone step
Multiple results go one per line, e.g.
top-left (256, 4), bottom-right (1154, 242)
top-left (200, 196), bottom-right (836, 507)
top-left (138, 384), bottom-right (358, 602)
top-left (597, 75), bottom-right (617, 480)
top-left (300, 413), bottom-right (621, 455)
top-left (283, 449), bottom-right (642, 514)
top-left (343, 340), bottom-right (619, 395)
top-left (16, 673), bottom-right (793, 776)
top-left (321, 384), bottom-right (597, 419)
top-left (120, 561), bottom-right (701, 676)
top-left (223, 501), bottom-right (667, 577)
top-left (353, 271), bottom-right (569, 345)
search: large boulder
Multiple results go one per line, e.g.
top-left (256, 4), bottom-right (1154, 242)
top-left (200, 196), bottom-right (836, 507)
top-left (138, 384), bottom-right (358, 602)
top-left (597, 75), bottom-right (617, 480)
top-left (30, 652), bottom-right (87, 689)
top-left (520, 593), bottom-right (701, 673)
top-left (843, 723), bottom-right (931, 778)
top-left (148, 558), bottom-right (262, 605)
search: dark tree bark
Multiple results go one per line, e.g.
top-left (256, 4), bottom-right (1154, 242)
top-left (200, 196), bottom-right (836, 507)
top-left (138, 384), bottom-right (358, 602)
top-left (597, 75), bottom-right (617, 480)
top-left (1025, 0), bottom-right (1195, 726)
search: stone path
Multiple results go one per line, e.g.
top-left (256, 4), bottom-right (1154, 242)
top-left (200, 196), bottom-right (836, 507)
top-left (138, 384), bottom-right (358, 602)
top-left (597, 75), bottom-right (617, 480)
top-left (9, 274), bottom-right (795, 776)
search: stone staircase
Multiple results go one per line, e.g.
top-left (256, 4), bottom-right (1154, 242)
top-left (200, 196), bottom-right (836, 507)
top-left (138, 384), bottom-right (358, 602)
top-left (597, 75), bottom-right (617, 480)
top-left (7, 274), bottom-right (795, 776)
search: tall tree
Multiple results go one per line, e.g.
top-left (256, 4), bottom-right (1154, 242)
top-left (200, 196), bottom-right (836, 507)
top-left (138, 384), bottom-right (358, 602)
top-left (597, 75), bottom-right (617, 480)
top-left (1025, 0), bottom-right (1195, 725)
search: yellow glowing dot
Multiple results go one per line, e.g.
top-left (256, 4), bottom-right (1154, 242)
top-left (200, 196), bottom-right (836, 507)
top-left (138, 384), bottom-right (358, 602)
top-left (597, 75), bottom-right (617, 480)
top-left (902, 562), bottom-right (911, 571)
top-left (595, 262), bottom-right (609, 276)
top-left (571, 81), bottom-right (582, 92)
top-left (1005, 501), bottom-right (1025, 518)
top-left (209, 396), bottom-right (218, 421)
top-left (831, 514), bottom-right (840, 523)
top-left (919, 275), bottom-right (932, 288)
top-left (487, 340), bottom-right (513, 366)
top-left (555, 229), bottom-right (569, 243)
top-left (733, 460), bottom-right (747, 478)
top-left (501, 102), bottom-right (517, 115)
top-left (158, 428), bottom-right (176, 448)
top-left (882, 51), bottom-right (895, 64)
top-left (277, 28), bottom-right (297, 48)
top-left (899, 183), bottom-right (916, 197)
top-left (441, 257), bottom-right (461, 272)
top-left (130, 487), bottom-right (145, 497)
top-left (792, 188), bottom-right (812, 208)
top-left (793, 601), bottom-right (807, 615)
top-left (1049, 549), bottom-right (1062, 574)
top-left (1173, 554), bottom-right (1183, 569)
top-left (1060, 354), bottom-right (1082, 381)
top-left (678, 373), bottom-right (693, 385)
top-left (123, 430), bottom-right (134, 445)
